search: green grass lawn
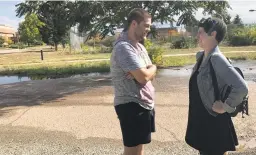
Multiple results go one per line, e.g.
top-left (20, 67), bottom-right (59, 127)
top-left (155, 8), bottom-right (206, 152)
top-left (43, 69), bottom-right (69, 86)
top-left (0, 47), bottom-right (110, 76)
top-left (0, 45), bottom-right (256, 76)
top-left (0, 60), bottom-right (110, 76)
top-left (162, 46), bottom-right (256, 55)
top-left (162, 51), bottom-right (256, 67)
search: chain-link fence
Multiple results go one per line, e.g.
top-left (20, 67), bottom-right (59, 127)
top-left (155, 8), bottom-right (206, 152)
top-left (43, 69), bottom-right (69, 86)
top-left (69, 25), bottom-right (86, 51)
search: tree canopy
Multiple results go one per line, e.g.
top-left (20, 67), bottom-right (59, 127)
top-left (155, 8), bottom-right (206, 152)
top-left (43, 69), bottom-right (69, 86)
top-left (18, 13), bottom-right (44, 45)
top-left (16, 1), bottom-right (231, 49)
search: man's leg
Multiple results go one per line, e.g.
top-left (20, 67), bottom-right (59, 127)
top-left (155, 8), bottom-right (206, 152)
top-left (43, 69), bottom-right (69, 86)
top-left (199, 151), bottom-right (226, 155)
top-left (124, 144), bottom-right (144, 155)
top-left (115, 103), bottom-right (154, 155)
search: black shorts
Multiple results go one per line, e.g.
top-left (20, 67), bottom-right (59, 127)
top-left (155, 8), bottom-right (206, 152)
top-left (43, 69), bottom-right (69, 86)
top-left (115, 102), bottom-right (155, 147)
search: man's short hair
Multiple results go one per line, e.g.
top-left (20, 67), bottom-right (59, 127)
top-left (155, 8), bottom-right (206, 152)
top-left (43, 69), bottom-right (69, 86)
top-left (126, 8), bottom-right (151, 28)
top-left (198, 17), bottom-right (227, 43)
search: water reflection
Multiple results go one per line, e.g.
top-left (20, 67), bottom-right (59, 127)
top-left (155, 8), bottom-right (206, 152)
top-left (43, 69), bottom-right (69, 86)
top-left (0, 72), bottom-right (110, 85)
top-left (0, 60), bottom-right (255, 85)
top-left (0, 76), bottom-right (31, 85)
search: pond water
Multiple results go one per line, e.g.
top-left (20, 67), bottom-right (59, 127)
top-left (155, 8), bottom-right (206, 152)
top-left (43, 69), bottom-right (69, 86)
top-left (0, 60), bottom-right (255, 85)
top-left (0, 76), bottom-right (31, 85)
top-left (0, 72), bottom-right (110, 85)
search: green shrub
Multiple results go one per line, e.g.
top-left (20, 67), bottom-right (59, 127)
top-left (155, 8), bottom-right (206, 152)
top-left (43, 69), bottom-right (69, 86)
top-left (148, 46), bottom-right (164, 66)
top-left (169, 36), bottom-right (197, 49)
top-left (144, 39), bottom-right (153, 50)
top-left (229, 35), bottom-right (252, 46)
top-left (227, 26), bottom-right (256, 46)
top-left (86, 39), bottom-right (101, 47)
top-left (33, 40), bottom-right (44, 46)
top-left (100, 36), bottom-right (116, 47)
top-left (100, 46), bottom-right (113, 53)
top-left (80, 44), bottom-right (113, 54)
top-left (142, 39), bottom-right (163, 66)
top-left (81, 44), bottom-right (101, 54)
top-left (17, 43), bottom-right (26, 49)
top-left (227, 27), bottom-right (251, 46)
top-left (249, 26), bottom-right (256, 45)
top-left (9, 44), bottom-right (19, 49)
top-left (8, 43), bottom-right (26, 49)
top-left (0, 37), bottom-right (4, 46)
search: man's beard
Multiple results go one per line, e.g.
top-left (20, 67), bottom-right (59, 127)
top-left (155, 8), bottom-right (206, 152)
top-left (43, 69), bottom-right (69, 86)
top-left (139, 36), bottom-right (147, 45)
top-left (135, 31), bottom-right (144, 41)
top-left (139, 38), bottom-right (145, 45)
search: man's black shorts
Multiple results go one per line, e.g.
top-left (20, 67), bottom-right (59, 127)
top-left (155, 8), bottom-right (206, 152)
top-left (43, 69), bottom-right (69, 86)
top-left (115, 102), bottom-right (155, 147)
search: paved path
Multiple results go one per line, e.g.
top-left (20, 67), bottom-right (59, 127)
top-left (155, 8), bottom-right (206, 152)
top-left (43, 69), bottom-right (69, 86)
top-left (0, 67), bottom-right (256, 154)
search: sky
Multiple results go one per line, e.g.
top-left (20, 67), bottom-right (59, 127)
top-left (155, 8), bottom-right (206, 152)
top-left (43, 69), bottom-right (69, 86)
top-left (201, 0), bottom-right (256, 23)
top-left (0, 1), bottom-right (24, 29)
top-left (0, 0), bottom-right (256, 31)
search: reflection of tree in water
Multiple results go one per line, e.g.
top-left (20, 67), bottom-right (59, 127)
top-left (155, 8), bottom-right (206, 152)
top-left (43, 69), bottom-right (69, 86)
top-left (17, 74), bottom-right (48, 80)
top-left (25, 74), bottom-right (72, 80)
top-left (16, 72), bottom-right (106, 81)
top-left (18, 76), bottom-right (22, 81)
top-left (29, 75), bottom-right (48, 80)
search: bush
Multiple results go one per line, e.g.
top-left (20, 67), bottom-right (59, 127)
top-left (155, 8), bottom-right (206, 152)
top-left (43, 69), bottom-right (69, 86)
top-left (142, 39), bottom-right (163, 66)
top-left (249, 26), bottom-right (256, 45)
top-left (170, 36), bottom-right (197, 49)
top-left (228, 35), bottom-right (252, 46)
top-left (17, 43), bottom-right (26, 49)
top-left (148, 46), bottom-right (164, 66)
top-left (100, 45), bottom-right (113, 53)
top-left (9, 43), bottom-right (26, 49)
top-left (86, 40), bottom-right (97, 47)
top-left (33, 40), bottom-right (44, 46)
top-left (9, 44), bottom-right (19, 49)
top-left (100, 36), bottom-right (116, 47)
top-left (7, 39), bottom-right (13, 45)
top-left (81, 44), bottom-right (113, 54)
top-left (80, 44), bottom-right (101, 54)
top-left (227, 26), bottom-right (256, 46)
top-left (144, 39), bottom-right (153, 50)
top-left (227, 27), bottom-right (251, 46)
top-left (0, 37), bottom-right (4, 46)
top-left (85, 38), bottom-right (101, 47)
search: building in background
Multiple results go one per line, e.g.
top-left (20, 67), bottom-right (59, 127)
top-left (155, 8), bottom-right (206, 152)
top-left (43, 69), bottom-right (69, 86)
top-left (0, 24), bottom-right (17, 45)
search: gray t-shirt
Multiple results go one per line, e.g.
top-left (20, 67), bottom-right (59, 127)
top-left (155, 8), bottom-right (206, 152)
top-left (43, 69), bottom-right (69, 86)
top-left (110, 32), bottom-right (155, 110)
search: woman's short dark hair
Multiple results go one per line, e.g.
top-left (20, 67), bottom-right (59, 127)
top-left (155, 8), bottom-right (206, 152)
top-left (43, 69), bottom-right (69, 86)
top-left (198, 17), bottom-right (227, 43)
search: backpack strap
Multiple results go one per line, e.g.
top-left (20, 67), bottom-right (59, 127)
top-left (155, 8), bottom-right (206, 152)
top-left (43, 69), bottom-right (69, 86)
top-left (195, 53), bottom-right (204, 71)
top-left (210, 57), bottom-right (249, 118)
top-left (209, 57), bottom-right (221, 101)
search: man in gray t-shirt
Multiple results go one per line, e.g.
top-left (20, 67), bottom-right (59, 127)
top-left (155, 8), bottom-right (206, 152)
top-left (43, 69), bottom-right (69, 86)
top-left (110, 8), bottom-right (156, 155)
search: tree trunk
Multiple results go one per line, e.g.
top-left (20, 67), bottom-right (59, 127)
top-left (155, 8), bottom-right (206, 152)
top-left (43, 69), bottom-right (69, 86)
top-left (55, 44), bottom-right (58, 51)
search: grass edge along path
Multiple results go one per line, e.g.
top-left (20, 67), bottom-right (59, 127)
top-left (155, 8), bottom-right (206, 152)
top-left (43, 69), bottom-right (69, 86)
top-left (0, 51), bottom-right (255, 77)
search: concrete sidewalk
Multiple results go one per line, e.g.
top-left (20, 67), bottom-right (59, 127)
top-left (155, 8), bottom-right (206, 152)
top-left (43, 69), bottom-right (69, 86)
top-left (0, 74), bottom-right (255, 154)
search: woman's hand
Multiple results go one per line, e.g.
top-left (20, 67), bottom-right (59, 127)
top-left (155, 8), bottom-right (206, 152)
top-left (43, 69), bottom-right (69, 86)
top-left (125, 72), bottom-right (134, 80)
top-left (212, 100), bottom-right (226, 114)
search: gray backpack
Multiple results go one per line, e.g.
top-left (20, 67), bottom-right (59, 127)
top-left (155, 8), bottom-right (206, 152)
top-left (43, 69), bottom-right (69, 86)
top-left (210, 57), bottom-right (249, 118)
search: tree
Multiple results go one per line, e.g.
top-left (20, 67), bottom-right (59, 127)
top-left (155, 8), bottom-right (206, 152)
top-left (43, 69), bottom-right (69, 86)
top-left (16, 1), bottom-right (231, 43)
top-left (18, 13), bottom-right (44, 46)
top-left (147, 25), bottom-right (158, 38)
top-left (224, 14), bottom-right (232, 25)
top-left (0, 37), bottom-right (4, 46)
top-left (16, 1), bottom-right (75, 51)
top-left (73, 1), bottom-right (231, 39)
top-left (213, 12), bottom-right (231, 25)
top-left (7, 39), bottom-right (13, 45)
top-left (232, 14), bottom-right (243, 26)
